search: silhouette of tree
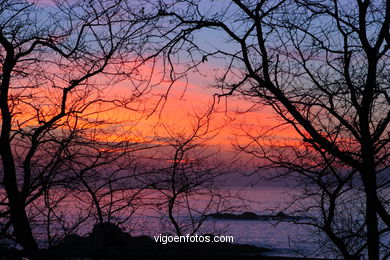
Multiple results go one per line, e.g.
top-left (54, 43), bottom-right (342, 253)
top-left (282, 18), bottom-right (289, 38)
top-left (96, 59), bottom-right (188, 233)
top-left (0, 0), bottom-right (158, 253)
top-left (137, 112), bottom-right (240, 236)
top-left (151, 0), bottom-right (390, 258)
top-left (28, 115), bottom-right (151, 248)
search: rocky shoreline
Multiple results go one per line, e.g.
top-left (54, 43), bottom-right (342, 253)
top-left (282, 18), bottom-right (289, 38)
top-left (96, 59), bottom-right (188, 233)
top-left (0, 222), bottom-right (333, 260)
top-left (0, 222), bottom-right (271, 259)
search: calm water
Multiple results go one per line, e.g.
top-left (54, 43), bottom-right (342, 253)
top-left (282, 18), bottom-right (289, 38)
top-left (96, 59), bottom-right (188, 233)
top-left (39, 184), bottom-right (387, 258)
top-left (4, 186), bottom-right (329, 257)
top-left (9, 184), bottom-right (387, 258)
top-left (127, 186), bottom-right (320, 258)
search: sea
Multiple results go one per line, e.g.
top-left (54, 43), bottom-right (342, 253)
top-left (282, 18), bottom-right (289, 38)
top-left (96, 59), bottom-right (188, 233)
top-left (125, 186), bottom-right (327, 258)
top-left (9, 186), bottom-right (340, 258)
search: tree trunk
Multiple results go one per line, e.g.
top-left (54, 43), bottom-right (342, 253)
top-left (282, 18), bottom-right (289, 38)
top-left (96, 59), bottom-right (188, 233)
top-left (0, 35), bottom-right (38, 253)
top-left (1, 143), bottom-right (39, 253)
top-left (361, 159), bottom-right (379, 260)
top-left (364, 180), bottom-right (379, 260)
top-left (168, 196), bottom-right (182, 236)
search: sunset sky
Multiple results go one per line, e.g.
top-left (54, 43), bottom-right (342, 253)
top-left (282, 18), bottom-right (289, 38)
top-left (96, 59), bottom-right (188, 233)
top-left (17, 0), bottom-right (302, 161)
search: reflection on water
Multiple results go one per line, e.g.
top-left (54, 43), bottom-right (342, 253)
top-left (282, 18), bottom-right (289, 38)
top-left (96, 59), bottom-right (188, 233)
top-left (5, 184), bottom-right (387, 258)
top-left (128, 186), bottom-right (318, 258)
top-left (8, 186), bottom-right (326, 257)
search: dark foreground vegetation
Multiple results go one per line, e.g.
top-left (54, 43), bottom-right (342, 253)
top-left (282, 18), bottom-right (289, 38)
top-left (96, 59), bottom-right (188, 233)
top-left (0, 223), bottom-right (334, 260)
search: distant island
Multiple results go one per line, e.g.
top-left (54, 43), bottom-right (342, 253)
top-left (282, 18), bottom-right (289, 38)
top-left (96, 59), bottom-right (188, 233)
top-left (208, 211), bottom-right (312, 222)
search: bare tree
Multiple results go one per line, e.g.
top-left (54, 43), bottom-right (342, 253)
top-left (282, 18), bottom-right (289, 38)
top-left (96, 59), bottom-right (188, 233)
top-left (238, 129), bottom-right (365, 258)
top-left (29, 114), bottom-right (151, 248)
top-left (138, 112), bottom-right (239, 236)
top-left (148, 0), bottom-right (390, 259)
top-left (0, 0), bottom-right (158, 253)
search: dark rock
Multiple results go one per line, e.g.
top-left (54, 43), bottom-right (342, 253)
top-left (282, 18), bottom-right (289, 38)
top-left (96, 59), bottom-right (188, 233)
top-left (208, 211), bottom-right (261, 220)
top-left (241, 212), bottom-right (259, 219)
top-left (90, 222), bottom-right (132, 250)
top-left (50, 222), bottom-right (271, 258)
top-left (59, 234), bottom-right (83, 248)
top-left (275, 211), bottom-right (288, 218)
